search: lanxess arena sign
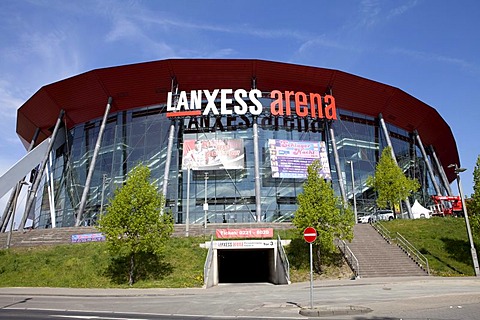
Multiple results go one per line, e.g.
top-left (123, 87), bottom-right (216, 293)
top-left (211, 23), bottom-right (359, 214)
top-left (166, 89), bottom-right (337, 120)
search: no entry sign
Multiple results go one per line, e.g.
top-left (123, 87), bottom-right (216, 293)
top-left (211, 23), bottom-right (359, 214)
top-left (303, 227), bottom-right (317, 243)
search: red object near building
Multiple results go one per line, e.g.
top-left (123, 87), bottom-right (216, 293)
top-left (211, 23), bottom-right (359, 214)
top-left (303, 227), bottom-right (317, 243)
top-left (430, 195), bottom-right (463, 216)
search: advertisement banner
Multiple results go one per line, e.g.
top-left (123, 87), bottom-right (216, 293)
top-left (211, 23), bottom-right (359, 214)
top-left (71, 233), bottom-right (105, 243)
top-left (182, 139), bottom-right (244, 170)
top-left (216, 228), bottom-right (274, 239)
top-left (268, 139), bottom-right (331, 179)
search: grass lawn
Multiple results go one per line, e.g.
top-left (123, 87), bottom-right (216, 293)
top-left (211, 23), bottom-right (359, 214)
top-left (1, 218), bottom-right (477, 288)
top-left (380, 217), bottom-right (480, 276)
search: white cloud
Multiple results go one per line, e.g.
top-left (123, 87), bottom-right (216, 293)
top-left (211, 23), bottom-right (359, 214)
top-left (357, 0), bottom-right (419, 28)
top-left (389, 47), bottom-right (479, 74)
top-left (0, 80), bottom-right (23, 118)
top-left (105, 17), bottom-right (142, 42)
top-left (210, 48), bottom-right (237, 58)
top-left (298, 37), bottom-right (359, 55)
top-left (19, 31), bottom-right (81, 82)
top-left (387, 0), bottom-right (419, 19)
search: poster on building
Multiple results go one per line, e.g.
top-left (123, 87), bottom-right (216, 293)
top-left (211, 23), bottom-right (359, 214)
top-left (182, 139), bottom-right (245, 170)
top-left (268, 139), bottom-right (331, 179)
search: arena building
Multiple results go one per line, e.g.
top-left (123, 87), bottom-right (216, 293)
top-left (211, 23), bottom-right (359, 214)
top-left (0, 59), bottom-right (459, 231)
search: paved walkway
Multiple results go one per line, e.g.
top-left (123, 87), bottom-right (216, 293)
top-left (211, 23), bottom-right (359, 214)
top-left (1, 276), bottom-right (480, 319)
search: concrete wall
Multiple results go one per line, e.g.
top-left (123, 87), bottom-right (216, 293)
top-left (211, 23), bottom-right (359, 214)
top-left (0, 223), bottom-right (295, 249)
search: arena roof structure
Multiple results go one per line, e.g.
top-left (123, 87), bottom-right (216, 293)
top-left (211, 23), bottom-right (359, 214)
top-left (16, 59), bottom-right (459, 182)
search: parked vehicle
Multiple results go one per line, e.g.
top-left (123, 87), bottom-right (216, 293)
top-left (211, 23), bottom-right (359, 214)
top-left (357, 209), bottom-right (395, 223)
top-left (430, 195), bottom-right (463, 216)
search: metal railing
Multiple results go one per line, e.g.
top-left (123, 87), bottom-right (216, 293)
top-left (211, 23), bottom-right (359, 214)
top-left (203, 235), bottom-right (214, 288)
top-left (277, 234), bottom-right (291, 284)
top-left (335, 238), bottom-right (360, 278)
top-left (372, 221), bottom-right (392, 242)
top-left (373, 222), bottom-right (430, 275)
top-left (395, 232), bottom-right (430, 275)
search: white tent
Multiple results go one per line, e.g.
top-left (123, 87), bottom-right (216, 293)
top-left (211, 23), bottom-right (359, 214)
top-left (411, 200), bottom-right (432, 219)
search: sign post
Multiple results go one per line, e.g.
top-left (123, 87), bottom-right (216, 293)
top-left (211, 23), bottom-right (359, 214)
top-left (303, 227), bottom-right (317, 309)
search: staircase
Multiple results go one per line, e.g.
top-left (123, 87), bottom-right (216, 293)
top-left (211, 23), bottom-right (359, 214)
top-left (347, 224), bottom-right (428, 278)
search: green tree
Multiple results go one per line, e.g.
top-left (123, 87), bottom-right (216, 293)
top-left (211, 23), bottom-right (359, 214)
top-left (367, 147), bottom-right (420, 211)
top-left (470, 155), bottom-right (480, 234)
top-left (292, 160), bottom-right (354, 273)
top-left (97, 164), bottom-right (173, 286)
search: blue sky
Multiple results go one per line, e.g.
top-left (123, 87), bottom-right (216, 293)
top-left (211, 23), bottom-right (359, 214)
top-left (0, 0), bottom-right (479, 215)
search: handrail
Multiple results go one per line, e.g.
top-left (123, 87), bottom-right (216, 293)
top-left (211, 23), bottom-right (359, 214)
top-left (372, 221), bottom-right (392, 242)
top-left (335, 238), bottom-right (360, 278)
top-left (373, 222), bottom-right (430, 275)
top-left (203, 235), bottom-right (214, 287)
top-left (395, 232), bottom-right (430, 275)
top-left (277, 234), bottom-right (291, 284)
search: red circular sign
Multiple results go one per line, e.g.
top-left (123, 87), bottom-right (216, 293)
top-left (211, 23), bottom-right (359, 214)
top-left (303, 227), bottom-right (317, 243)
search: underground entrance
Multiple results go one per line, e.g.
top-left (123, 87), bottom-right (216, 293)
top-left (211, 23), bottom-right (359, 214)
top-left (217, 248), bottom-right (272, 283)
top-left (202, 239), bottom-right (291, 287)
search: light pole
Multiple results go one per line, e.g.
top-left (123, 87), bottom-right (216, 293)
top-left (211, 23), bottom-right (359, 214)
top-left (448, 163), bottom-right (480, 276)
top-left (186, 167), bottom-right (191, 237)
top-left (347, 161), bottom-right (357, 224)
top-left (204, 172), bottom-right (209, 228)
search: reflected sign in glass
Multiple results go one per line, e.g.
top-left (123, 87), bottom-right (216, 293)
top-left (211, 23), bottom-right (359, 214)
top-left (182, 139), bottom-right (245, 170)
top-left (268, 139), bottom-right (331, 179)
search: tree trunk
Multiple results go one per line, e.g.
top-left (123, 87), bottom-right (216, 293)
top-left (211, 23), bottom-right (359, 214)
top-left (314, 244), bottom-right (322, 273)
top-left (129, 253), bottom-right (135, 286)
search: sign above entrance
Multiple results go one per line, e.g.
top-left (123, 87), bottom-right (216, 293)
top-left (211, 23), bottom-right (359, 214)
top-left (212, 240), bottom-right (275, 249)
top-left (216, 228), bottom-right (273, 239)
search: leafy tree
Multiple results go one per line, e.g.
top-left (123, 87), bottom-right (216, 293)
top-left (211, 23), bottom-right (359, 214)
top-left (97, 164), bottom-right (173, 285)
top-left (292, 160), bottom-right (354, 273)
top-left (470, 155), bottom-right (480, 234)
top-left (367, 146), bottom-right (420, 211)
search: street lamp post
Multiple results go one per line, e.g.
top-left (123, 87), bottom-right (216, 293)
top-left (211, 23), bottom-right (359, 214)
top-left (449, 164), bottom-right (480, 277)
top-left (347, 161), bottom-right (358, 224)
top-left (204, 172), bottom-right (209, 228)
top-left (186, 167), bottom-right (191, 237)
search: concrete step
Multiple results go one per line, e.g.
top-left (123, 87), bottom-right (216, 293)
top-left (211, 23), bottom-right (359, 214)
top-left (344, 224), bottom-right (428, 278)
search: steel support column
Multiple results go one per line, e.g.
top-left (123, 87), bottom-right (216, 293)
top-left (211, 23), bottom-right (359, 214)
top-left (20, 111), bottom-right (65, 230)
top-left (253, 120), bottom-right (262, 222)
top-left (378, 114), bottom-right (413, 219)
top-left (414, 130), bottom-right (442, 196)
top-left (162, 122), bottom-right (176, 201)
top-left (75, 97), bottom-right (112, 227)
top-left (1, 129), bottom-right (41, 232)
top-left (328, 122), bottom-right (347, 205)
top-left (429, 145), bottom-right (452, 196)
top-left (45, 152), bottom-right (56, 228)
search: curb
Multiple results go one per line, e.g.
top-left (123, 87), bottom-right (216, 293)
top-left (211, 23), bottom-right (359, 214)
top-left (299, 305), bottom-right (373, 317)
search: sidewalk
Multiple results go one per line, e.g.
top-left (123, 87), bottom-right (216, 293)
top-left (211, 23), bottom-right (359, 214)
top-left (1, 276), bottom-right (479, 318)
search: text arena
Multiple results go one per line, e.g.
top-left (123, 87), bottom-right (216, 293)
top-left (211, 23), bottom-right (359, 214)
top-left (166, 89), bottom-right (337, 120)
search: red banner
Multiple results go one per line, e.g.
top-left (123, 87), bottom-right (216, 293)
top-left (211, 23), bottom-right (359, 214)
top-left (215, 228), bottom-right (274, 239)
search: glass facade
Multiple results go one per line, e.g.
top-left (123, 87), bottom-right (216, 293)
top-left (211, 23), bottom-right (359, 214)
top-left (33, 93), bottom-right (447, 228)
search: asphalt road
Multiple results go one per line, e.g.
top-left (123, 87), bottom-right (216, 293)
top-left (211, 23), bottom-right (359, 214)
top-left (0, 276), bottom-right (479, 319)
